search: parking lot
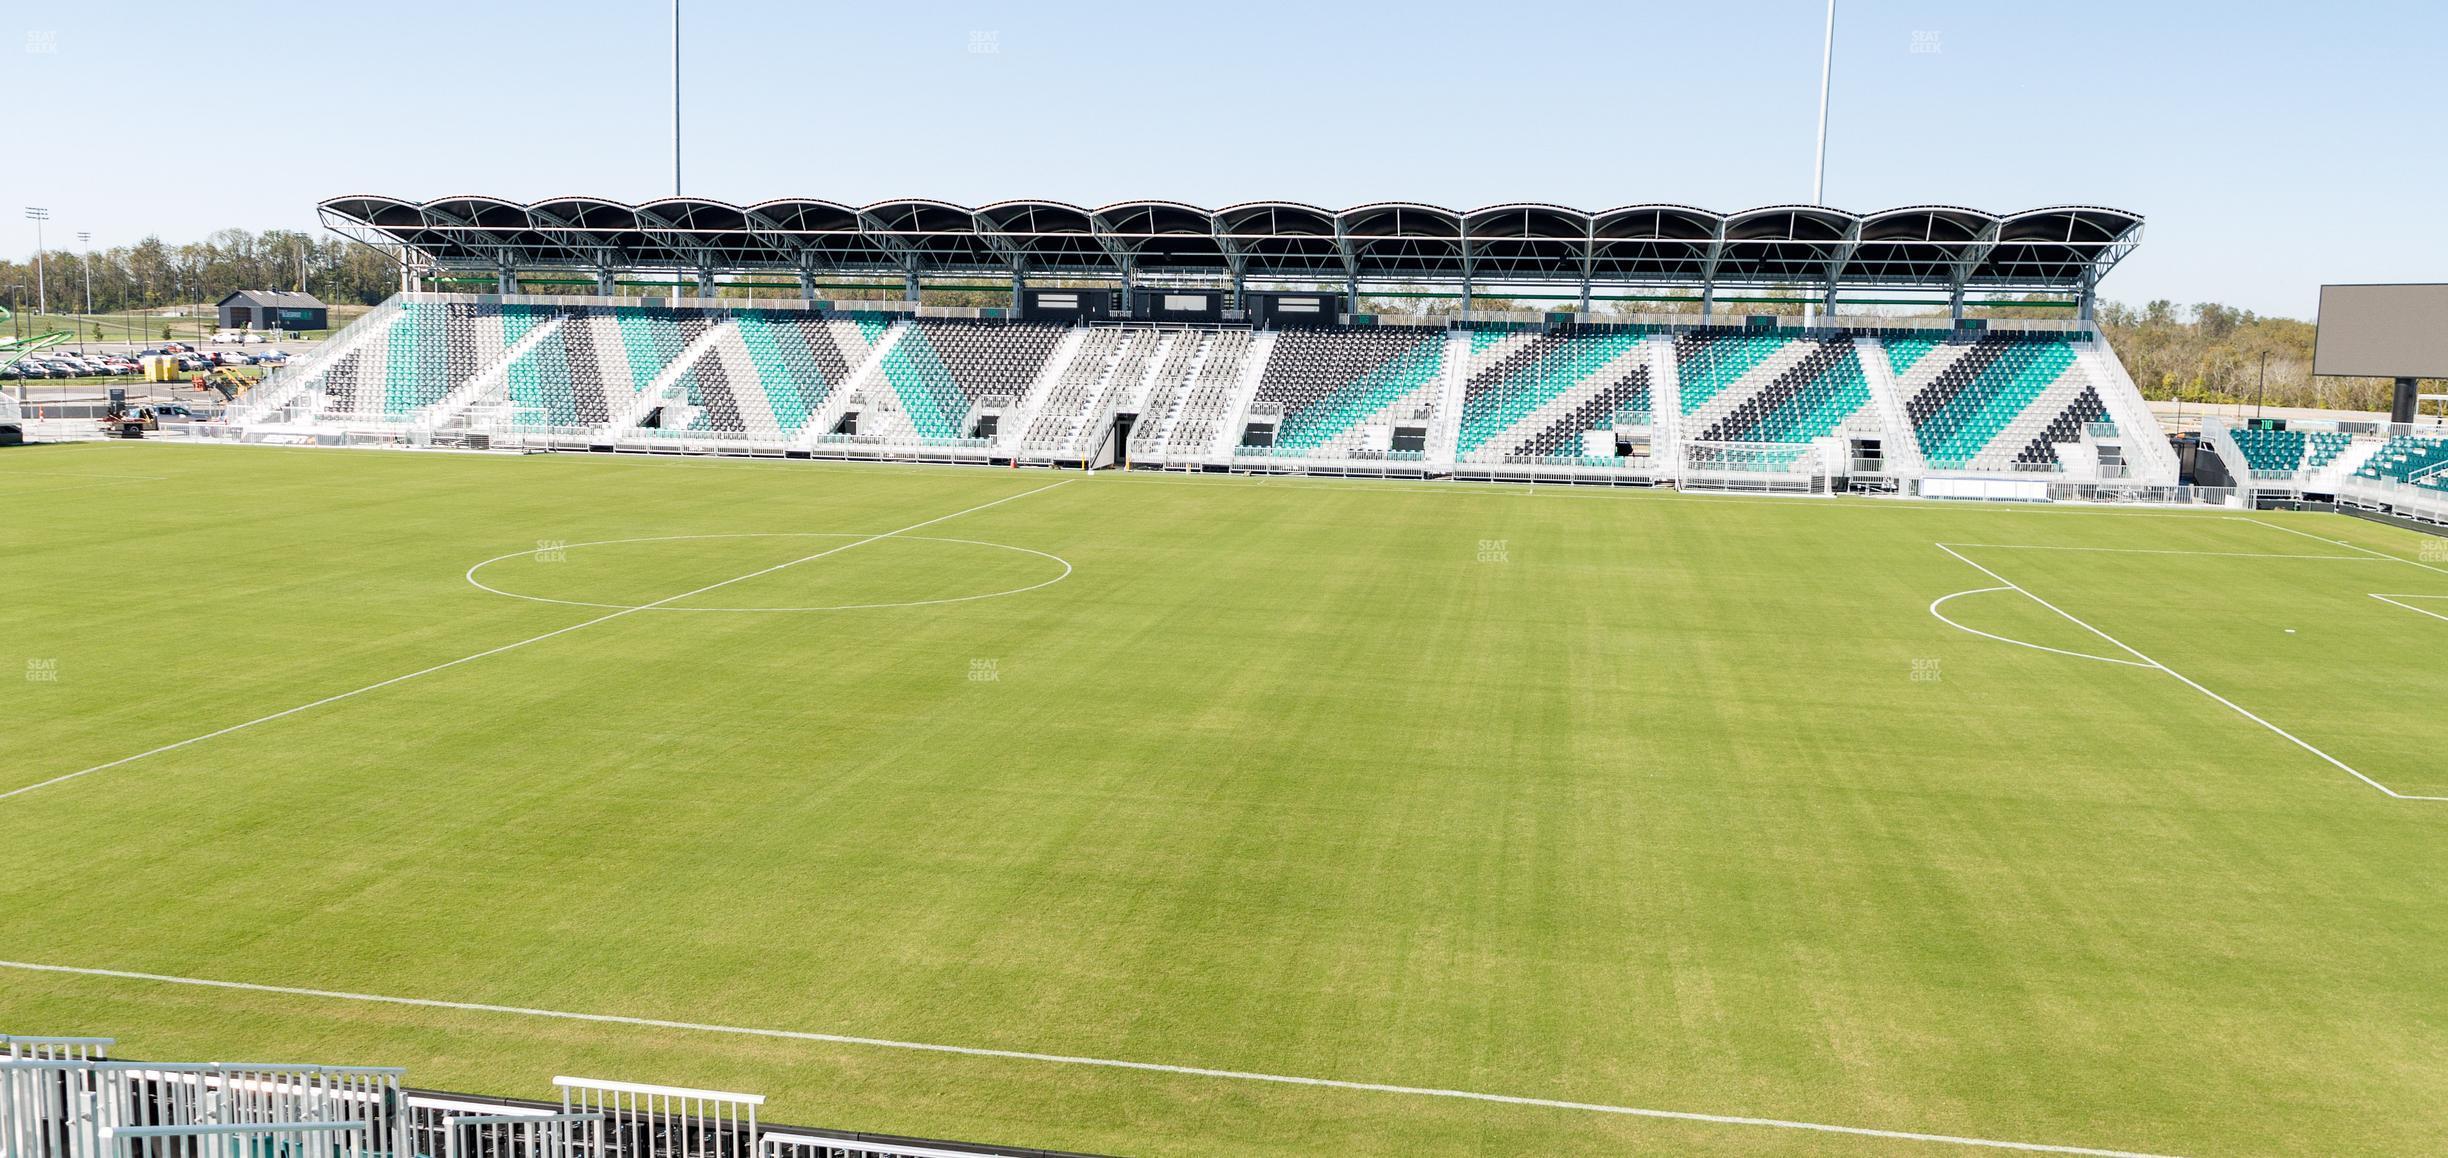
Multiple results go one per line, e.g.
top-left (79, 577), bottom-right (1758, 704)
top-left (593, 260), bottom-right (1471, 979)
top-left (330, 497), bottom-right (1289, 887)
top-left (5, 330), bottom-right (322, 408)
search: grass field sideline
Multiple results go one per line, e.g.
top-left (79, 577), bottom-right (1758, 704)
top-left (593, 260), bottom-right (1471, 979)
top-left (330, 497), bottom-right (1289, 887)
top-left (3, 442), bottom-right (2446, 1156)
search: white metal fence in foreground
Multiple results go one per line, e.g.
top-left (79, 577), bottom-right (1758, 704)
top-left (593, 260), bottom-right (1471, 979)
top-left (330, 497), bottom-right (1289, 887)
top-left (438, 1112), bottom-right (602, 1158)
top-left (1, 1034), bottom-right (1097, 1158)
top-left (99, 1119), bottom-right (369, 1158)
top-left (0, 1041), bottom-right (110, 1063)
top-left (554, 1079), bottom-right (755, 1158)
top-left (0, 1060), bottom-right (407, 1158)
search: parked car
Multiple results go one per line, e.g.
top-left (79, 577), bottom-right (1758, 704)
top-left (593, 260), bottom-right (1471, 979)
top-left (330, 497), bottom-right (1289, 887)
top-left (241, 332), bottom-right (265, 344)
top-left (213, 350), bottom-right (254, 366)
top-left (254, 350), bottom-right (291, 365)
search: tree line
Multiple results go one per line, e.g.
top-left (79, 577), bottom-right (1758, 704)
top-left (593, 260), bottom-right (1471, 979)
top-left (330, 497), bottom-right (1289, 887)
top-left (2091, 300), bottom-right (2429, 413)
top-left (0, 230), bottom-right (401, 319)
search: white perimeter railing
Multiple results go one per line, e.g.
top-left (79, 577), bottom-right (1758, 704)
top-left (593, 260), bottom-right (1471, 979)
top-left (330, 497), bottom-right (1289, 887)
top-left (0, 1058), bottom-right (406, 1158)
top-left (98, 1120), bottom-right (369, 1158)
top-left (441, 1112), bottom-right (605, 1158)
top-left (555, 1077), bottom-right (758, 1158)
top-left (1, 1038), bottom-right (1103, 1158)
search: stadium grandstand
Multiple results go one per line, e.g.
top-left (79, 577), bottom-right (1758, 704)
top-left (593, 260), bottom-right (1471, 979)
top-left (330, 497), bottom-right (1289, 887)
top-left (200, 195), bottom-right (2196, 498)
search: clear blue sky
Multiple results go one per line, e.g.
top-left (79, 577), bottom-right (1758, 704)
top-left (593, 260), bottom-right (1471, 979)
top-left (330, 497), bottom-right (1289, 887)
top-left (14, 0), bottom-right (2444, 317)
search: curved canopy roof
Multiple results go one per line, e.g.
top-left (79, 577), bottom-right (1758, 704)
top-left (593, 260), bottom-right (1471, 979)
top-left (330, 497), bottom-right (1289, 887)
top-left (318, 195), bottom-right (2141, 290)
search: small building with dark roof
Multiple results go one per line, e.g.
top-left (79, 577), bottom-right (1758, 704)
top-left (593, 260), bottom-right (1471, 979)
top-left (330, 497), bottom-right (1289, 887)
top-left (217, 290), bottom-right (328, 332)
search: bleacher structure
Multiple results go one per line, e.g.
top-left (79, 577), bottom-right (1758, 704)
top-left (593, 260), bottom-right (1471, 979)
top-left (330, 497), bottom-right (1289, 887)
top-left (204, 194), bottom-right (2197, 496)
top-left (2340, 427), bottom-right (2448, 525)
top-left (2175, 411), bottom-right (2446, 525)
top-left (228, 296), bottom-right (2178, 493)
top-left (0, 1030), bottom-right (1101, 1158)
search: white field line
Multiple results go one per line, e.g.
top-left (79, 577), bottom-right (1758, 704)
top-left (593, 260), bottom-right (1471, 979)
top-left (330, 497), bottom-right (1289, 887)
top-left (463, 533), bottom-right (1073, 614)
top-left (1940, 544), bottom-right (2379, 561)
top-left (0, 960), bottom-right (2181, 1158)
top-left (1937, 543), bottom-right (2448, 802)
top-left (1928, 588), bottom-right (2152, 667)
top-left (0, 478), bottom-right (164, 497)
top-left (0, 480), bottom-right (1075, 805)
top-left (155, 434), bottom-right (2223, 517)
top-left (0, 470), bottom-right (173, 497)
top-left (0, 470), bottom-right (173, 482)
top-left (2370, 594), bottom-right (2448, 625)
top-left (2231, 516), bottom-right (2448, 578)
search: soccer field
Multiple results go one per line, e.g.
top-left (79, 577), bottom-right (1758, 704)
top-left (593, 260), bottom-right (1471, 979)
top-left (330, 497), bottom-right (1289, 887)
top-left (6, 441), bottom-right (2448, 1157)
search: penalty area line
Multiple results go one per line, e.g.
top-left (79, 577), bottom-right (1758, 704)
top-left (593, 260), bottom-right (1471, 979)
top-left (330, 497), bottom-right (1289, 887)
top-left (1939, 543), bottom-right (2381, 561)
top-left (0, 479), bottom-right (1076, 805)
top-left (1937, 543), bottom-right (2448, 802)
top-left (2371, 594), bottom-right (2448, 625)
top-left (2230, 517), bottom-right (2448, 578)
top-left (0, 959), bottom-right (2181, 1158)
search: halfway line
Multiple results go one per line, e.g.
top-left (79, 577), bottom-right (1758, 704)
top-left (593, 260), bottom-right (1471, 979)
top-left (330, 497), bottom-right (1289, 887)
top-left (0, 480), bottom-right (1074, 804)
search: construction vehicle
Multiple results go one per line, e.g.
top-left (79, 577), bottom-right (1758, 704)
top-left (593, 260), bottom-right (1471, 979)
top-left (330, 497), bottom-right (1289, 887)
top-left (190, 366), bottom-right (253, 401)
top-left (101, 390), bottom-right (158, 436)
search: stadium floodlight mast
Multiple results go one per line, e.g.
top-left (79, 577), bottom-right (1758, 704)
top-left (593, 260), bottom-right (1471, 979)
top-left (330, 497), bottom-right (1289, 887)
top-left (670, 0), bottom-right (680, 194)
top-left (1804, 0), bottom-right (1835, 327)
top-left (24, 207), bottom-right (48, 318)
top-left (1811, 0), bottom-right (1834, 206)
top-left (2257, 350), bottom-right (2269, 423)
top-left (77, 232), bottom-right (92, 353)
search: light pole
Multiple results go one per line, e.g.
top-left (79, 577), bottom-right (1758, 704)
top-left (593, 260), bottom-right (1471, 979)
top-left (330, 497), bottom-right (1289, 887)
top-left (2256, 350), bottom-right (2268, 424)
top-left (1803, 0), bottom-right (1835, 328)
top-left (672, 0), bottom-right (682, 195)
top-left (6, 285), bottom-right (20, 405)
top-left (25, 208), bottom-right (49, 320)
top-left (76, 231), bottom-right (93, 353)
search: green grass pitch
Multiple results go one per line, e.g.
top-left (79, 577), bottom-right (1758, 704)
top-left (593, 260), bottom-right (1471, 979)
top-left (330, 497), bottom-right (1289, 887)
top-left (4, 441), bottom-right (2447, 1157)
